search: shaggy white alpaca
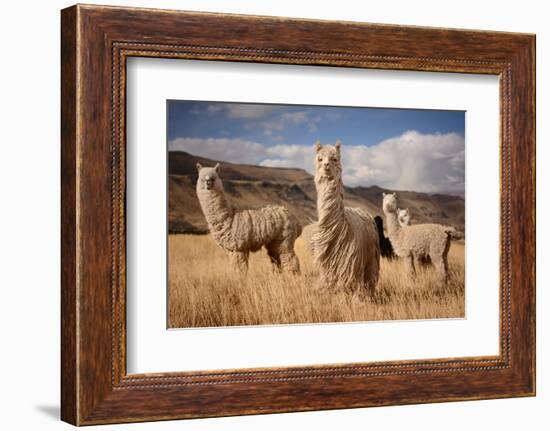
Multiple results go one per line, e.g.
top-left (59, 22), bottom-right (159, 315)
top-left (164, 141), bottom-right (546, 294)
top-left (382, 192), bottom-right (461, 285)
top-left (397, 208), bottom-right (411, 227)
top-left (397, 207), bottom-right (433, 267)
top-left (196, 163), bottom-right (302, 273)
top-left (311, 141), bottom-right (380, 295)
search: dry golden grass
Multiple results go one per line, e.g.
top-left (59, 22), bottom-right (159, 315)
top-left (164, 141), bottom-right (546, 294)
top-left (168, 234), bottom-right (465, 328)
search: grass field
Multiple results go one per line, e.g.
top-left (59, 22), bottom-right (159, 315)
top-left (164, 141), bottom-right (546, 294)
top-left (168, 234), bottom-right (465, 328)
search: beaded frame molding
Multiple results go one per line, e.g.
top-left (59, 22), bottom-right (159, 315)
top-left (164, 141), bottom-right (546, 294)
top-left (61, 4), bottom-right (535, 425)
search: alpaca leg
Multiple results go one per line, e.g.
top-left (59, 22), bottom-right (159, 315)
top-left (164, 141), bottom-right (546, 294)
top-left (315, 273), bottom-right (330, 292)
top-left (414, 255), bottom-right (423, 271)
top-left (431, 237), bottom-right (451, 286)
top-left (350, 281), bottom-right (367, 301)
top-left (230, 251), bottom-right (249, 273)
top-left (280, 251), bottom-right (301, 275)
top-left (442, 253), bottom-right (449, 284)
top-left (265, 241), bottom-right (282, 272)
top-left (432, 255), bottom-right (448, 287)
top-left (365, 259), bottom-right (380, 297)
top-left (268, 237), bottom-right (301, 274)
top-left (365, 279), bottom-right (375, 298)
top-left (403, 254), bottom-right (416, 279)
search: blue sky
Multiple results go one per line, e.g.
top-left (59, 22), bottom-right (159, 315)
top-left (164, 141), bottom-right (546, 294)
top-left (167, 100), bottom-right (465, 193)
top-left (167, 100), bottom-right (464, 147)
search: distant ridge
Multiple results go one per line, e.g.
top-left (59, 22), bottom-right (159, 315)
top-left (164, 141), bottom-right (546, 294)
top-left (168, 151), bottom-right (465, 235)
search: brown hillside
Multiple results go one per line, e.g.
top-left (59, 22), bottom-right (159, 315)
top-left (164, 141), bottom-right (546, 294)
top-left (168, 151), bottom-right (465, 235)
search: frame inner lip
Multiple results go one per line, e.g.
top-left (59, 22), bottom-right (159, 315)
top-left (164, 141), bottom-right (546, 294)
top-left (115, 43), bottom-right (511, 383)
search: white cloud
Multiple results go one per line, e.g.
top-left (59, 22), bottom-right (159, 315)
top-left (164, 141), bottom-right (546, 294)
top-left (185, 103), bottom-right (274, 119)
top-left (189, 105), bottom-right (201, 115)
top-left (202, 103), bottom-right (274, 119)
top-left (169, 137), bottom-right (266, 165)
top-left (197, 105), bottom-right (331, 139)
top-left (260, 110), bottom-right (322, 135)
top-left (169, 130), bottom-right (465, 193)
top-left (282, 111), bottom-right (308, 124)
top-left (261, 144), bottom-right (313, 171)
top-left (262, 110), bottom-right (308, 132)
top-left (225, 104), bottom-right (274, 119)
top-left (340, 131), bottom-right (465, 192)
top-left (205, 104), bottom-right (223, 114)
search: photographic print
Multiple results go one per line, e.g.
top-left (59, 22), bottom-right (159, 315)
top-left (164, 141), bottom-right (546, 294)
top-left (167, 101), bottom-right (465, 328)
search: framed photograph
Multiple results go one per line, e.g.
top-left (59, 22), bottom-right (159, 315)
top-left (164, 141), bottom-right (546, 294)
top-left (61, 4), bottom-right (535, 425)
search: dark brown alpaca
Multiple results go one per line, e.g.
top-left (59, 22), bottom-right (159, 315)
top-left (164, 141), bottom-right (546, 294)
top-left (374, 215), bottom-right (396, 259)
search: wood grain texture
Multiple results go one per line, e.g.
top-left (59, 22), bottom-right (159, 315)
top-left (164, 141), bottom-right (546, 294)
top-left (60, 4), bottom-right (536, 425)
top-left (60, 5), bottom-right (78, 425)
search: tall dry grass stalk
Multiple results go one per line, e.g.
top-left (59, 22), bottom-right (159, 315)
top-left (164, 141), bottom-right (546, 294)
top-left (168, 234), bottom-right (465, 328)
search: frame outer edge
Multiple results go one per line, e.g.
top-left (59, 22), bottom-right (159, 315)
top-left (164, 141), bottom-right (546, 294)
top-left (531, 34), bottom-right (536, 396)
top-left (60, 5), bottom-right (79, 426)
top-left (61, 4), bottom-right (536, 424)
top-left (526, 35), bottom-right (536, 396)
top-left (507, 35), bottom-right (536, 396)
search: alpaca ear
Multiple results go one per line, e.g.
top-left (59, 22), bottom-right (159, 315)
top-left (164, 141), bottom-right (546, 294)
top-left (214, 163), bottom-right (220, 173)
top-left (382, 192), bottom-right (386, 197)
top-left (392, 192), bottom-right (397, 197)
top-left (196, 162), bottom-right (203, 171)
top-left (335, 139), bottom-right (342, 153)
top-left (315, 140), bottom-right (322, 152)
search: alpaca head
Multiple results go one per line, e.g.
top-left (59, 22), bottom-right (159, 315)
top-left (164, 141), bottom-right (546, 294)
top-left (382, 192), bottom-right (398, 214)
top-left (398, 208), bottom-right (410, 226)
top-left (196, 163), bottom-right (222, 192)
top-left (314, 140), bottom-right (342, 183)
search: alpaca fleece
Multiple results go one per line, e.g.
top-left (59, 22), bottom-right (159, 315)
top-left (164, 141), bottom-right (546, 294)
top-left (196, 163), bottom-right (301, 273)
top-left (382, 192), bottom-right (462, 284)
top-left (311, 142), bottom-right (380, 295)
top-left (397, 208), bottom-right (411, 227)
top-left (396, 208), bottom-right (430, 266)
top-left (300, 222), bottom-right (316, 255)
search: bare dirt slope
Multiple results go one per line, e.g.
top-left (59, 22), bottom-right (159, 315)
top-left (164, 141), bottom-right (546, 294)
top-left (169, 151), bottom-right (465, 234)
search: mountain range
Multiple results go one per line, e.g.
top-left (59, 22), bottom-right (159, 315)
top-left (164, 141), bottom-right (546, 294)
top-left (168, 151), bottom-right (465, 235)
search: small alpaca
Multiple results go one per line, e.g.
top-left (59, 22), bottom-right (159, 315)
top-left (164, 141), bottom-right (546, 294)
top-left (196, 163), bottom-right (302, 274)
top-left (396, 208), bottom-right (432, 266)
top-left (311, 140), bottom-right (380, 295)
top-left (382, 192), bottom-right (461, 285)
top-left (374, 215), bottom-right (396, 259)
top-left (397, 208), bottom-right (411, 227)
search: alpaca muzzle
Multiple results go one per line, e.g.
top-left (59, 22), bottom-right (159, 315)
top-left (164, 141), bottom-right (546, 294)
top-left (321, 166), bottom-right (333, 179)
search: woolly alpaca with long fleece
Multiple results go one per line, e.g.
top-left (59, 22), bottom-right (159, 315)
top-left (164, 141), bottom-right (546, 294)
top-left (396, 208), bottom-right (432, 266)
top-left (195, 163), bottom-right (301, 273)
top-left (311, 141), bottom-right (380, 295)
top-left (397, 206), bottom-right (463, 239)
top-left (382, 192), bottom-right (462, 284)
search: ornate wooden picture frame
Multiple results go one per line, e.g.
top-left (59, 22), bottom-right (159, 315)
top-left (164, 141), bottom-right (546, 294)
top-left (61, 4), bottom-right (535, 425)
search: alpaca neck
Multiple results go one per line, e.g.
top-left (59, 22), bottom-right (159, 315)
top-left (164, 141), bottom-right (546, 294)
top-left (315, 176), bottom-right (345, 231)
top-left (384, 210), bottom-right (401, 240)
top-left (197, 188), bottom-right (234, 232)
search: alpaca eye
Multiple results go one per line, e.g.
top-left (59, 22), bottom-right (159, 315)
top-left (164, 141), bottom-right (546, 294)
top-left (318, 157), bottom-right (323, 162)
top-left (332, 157), bottom-right (338, 162)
